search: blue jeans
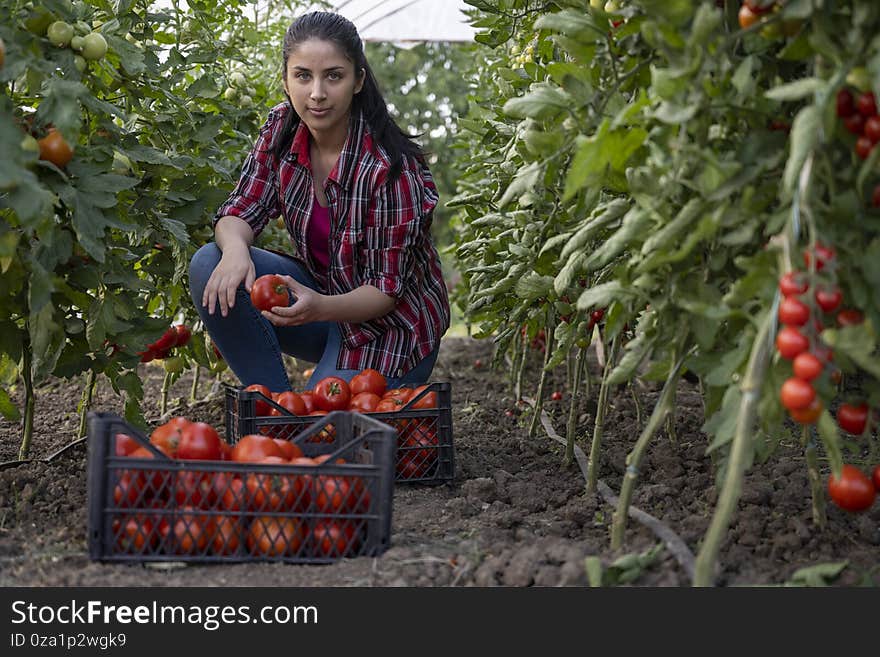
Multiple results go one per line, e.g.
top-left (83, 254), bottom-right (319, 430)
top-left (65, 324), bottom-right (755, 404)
top-left (189, 244), bottom-right (439, 391)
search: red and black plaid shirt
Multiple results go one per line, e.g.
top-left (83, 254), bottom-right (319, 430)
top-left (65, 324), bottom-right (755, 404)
top-left (215, 103), bottom-right (450, 378)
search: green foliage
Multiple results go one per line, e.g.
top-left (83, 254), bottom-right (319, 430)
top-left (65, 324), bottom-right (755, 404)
top-left (452, 0), bottom-right (880, 485)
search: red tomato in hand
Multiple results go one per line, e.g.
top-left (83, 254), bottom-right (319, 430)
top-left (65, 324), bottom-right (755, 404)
top-left (250, 274), bottom-right (290, 312)
top-left (177, 422), bottom-right (222, 460)
top-left (313, 376), bottom-right (351, 411)
top-left (349, 368), bottom-right (387, 397)
top-left (828, 465), bottom-right (876, 512)
top-left (837, 403), bottom-right (868, 435)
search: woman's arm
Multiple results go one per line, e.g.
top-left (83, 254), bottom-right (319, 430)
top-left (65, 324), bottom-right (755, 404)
top-left (261, 277), bottom-right (394, 326)
top-left (201, 216), bottom-right (257, 317)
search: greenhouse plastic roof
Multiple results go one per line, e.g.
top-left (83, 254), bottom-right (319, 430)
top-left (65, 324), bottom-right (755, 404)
top-left (305, 0), bottom-right (477, 44)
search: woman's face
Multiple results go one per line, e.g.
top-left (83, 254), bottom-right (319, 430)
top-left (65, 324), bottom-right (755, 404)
top-left (283, 38), bottom-right (364, 144)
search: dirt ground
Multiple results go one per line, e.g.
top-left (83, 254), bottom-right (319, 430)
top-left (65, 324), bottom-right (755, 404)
top-left (0, 336), bottom-right (877, 587)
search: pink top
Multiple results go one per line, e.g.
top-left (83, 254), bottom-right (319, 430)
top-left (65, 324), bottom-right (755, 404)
top-left (307, 193), bottom-right (331, 271)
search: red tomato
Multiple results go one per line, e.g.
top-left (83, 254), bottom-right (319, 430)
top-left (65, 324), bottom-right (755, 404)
top-left (778, 297), bottom-right (810, 326)
top-left (844, 113), bottom-right (865, 135)
top-left (873, 184), bottom-right (880, 208)
top-left (114, 433), bottom-right (141, 456)
top-left (176, 422), bottom-right (222, 460)
top-left (213, 474), bottom-right (246, 512)
top-left (792, 352), bottom-right (823, 382)
top-left (173, 470), bottom-right (213, 507)
top-left (349, 368), bottom-right (387, 397)
top-left (789, 398), bottom-right (823, 425)
top-left (173, 324), bottom-right (191, 347)
top-left (312, 520), bottom-right (360, 558)
top-left (244, 384), bottom-right (273, 417)
top-left (778, 271), bottom-right (808, 297)
top-left (396, 430), bottom-right (439, 479)
top-left (246, 457), bottom-right (301, 512)
top-left (299, 391), bottom-right (317, 414)
top-left (828, 465), bottom-right (876, 512)
top-left (313, 376), bottom-right (351, 411)
top-left (250, 274), bottom-right (290, 312)
top-left (836, 309), bottom-right (864, 327)
top-left (738, 4), bottom-right (759, 29)
top-left (856, 135), bottom-right (875, 160)
top-left (315, 475), bottom-right (369, 513)
top-left (779, 377), bottom-right (815, 411)
top-left (814, 287), bottom-right (843, 313)
top-left (164, 508), bottom-right (213, 555)
top-left (272, 438), bottom-right (304, 460)
top-left (375, 398), bottom-right (402, 413)
top-left (381, 388), bottom-right (412, 406)
top-left (802, 243), bottom-right (835, 271)
top-left (211, 517), bottom-right (242, 556)
top-left (231, 434), bottom-right (284, 462)
top-left (149, 417), bottom-right (190, 456)
top-left (113, 473), bottom-right (142, 508)
top-left (864, 116), bottom-right (880, 144)
top-left (775, 326), bottom-right (809, 360)
top-left (550, 391), bottom-right (563, 401)
top-left (409, 385), bottom-right (438, 410)
top-left (856, 91), bottom-right (877, 118)
top-left (872, 465), bottom-right (880, 492)
top-left (151, 327), bottom-right (178, 353)
top-left (271, 391), bottom-right (306, 416)
top-left (114, 515), bottom-right (154, 554)
top-left (836, 89), bottom-right (854, 118)
top-left (349, 391), bottom-right (381, 413)
top-left (837, 403), bottom-right (868, 435)
top-left (247, 516), bottom-right (306, 557)
top-left (127, 444), bottom-right (172, 494)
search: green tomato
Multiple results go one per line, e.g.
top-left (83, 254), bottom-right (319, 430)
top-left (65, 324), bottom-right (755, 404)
top-left (81, 32), bottom-right (108, 60)
top-left (21, 134), bottom-right (40, 153)
top-left (111, 151), bottom-right (132, 174)
top-left (75, 20), bottom-right (91, 36)
top-left (163, 356), bottom-right (185, 374)
top-left (70, 35), bottom-right (84, 51)
top-left (74, 54), bottom-right (87, 72)
top-left (604, 0), bottom-right (621, 12)
top-left (230, 71), bottom-right (247, 87)
top-left (223, 86), bottom-right (238, 101)
top-left (47, 21), bottom-right (75, 48)
top-left (847, 67), bottom-right (872, 93)
top-left (239, 94), bottom-right (253, 108)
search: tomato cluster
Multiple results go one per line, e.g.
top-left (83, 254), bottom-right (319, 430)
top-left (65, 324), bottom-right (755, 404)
top-left (137, 324), bottom-right (191, 363)
top-left (836, 88), bottom-right (879, 165)
top-left (243, 369), bottom-right (441, 480)
top-left (112, 416), bottom-right (372, 559)
top-left (736, 1), bottom-right (800, 37)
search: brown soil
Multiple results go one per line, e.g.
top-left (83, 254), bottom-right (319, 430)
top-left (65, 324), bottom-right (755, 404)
top-left (0, 337), bottom-right (877, 586)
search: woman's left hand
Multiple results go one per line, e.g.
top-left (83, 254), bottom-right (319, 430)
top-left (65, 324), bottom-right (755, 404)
top-left (261, 276), bottom-right (327, 326)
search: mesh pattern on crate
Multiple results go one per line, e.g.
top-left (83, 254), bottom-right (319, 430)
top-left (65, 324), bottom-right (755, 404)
top-left (90, 411), bottom-right (395, 563)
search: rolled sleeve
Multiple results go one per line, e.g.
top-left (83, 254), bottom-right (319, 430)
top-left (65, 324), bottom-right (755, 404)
top-left (362, 168), bottom-right (437, 299)
top-left (213, 112), bottom-right (282, 237)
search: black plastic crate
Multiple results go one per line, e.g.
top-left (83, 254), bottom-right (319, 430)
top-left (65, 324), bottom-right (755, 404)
top-left (224, 382), bottom-right (454, 484)
top-left (87, 411), bottom-right (395, 564)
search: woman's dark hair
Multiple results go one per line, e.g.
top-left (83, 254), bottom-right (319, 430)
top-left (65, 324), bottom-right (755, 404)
top-left (271, 11), bottom-right (423, 179)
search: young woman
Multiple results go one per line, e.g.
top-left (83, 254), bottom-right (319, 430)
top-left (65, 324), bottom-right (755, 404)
top-left (189, 11), bottom-right (450, 392)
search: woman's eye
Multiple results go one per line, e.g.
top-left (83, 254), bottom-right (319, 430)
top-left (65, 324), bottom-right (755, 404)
top-left (296, 72), bottom-right (310, 80)
top-left (328, 72), bottom-right (341, 80)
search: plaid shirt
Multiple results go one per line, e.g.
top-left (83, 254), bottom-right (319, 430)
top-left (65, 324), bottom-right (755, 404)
top-left (215, 103), bottom-right (450, 378)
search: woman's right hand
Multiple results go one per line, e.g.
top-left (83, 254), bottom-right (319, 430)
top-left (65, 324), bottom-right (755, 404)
top-left (202, 244), bottom-right (256, 317)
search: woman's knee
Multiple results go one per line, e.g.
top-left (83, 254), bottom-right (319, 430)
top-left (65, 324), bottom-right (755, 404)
top-left (189, 243), bottom-right (222, 292)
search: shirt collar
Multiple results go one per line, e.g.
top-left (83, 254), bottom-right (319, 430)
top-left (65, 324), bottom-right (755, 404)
top-left (288, 109), bottom-right (372, 192)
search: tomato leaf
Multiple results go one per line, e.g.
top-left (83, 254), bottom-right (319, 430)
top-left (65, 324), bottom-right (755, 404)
top-left (783, 105), bottom-right (821, 194)
top-left (765, 77), bottom-right (824, 102)
top-left (0, 387), bottom-right (20, 422)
